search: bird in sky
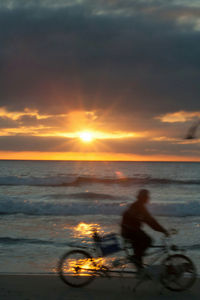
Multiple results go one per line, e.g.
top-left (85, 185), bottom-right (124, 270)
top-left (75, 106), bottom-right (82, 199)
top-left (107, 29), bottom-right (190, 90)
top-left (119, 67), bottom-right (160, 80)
top-left (185, 120), bottom-right (200, 139)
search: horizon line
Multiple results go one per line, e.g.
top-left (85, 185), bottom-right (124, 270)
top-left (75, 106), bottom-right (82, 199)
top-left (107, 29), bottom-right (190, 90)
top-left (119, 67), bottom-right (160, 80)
top-left (0, 159), bottom-right (199, 163)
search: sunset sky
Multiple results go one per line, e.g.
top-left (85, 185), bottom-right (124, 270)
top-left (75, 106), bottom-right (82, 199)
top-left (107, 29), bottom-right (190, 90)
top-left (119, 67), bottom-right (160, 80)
top-left (0, 0), bottom-right (200, 161)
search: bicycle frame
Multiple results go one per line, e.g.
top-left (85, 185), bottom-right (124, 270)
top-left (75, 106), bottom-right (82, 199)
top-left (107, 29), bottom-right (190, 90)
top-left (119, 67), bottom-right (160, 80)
top-left (74, 235), bottom-right (182, 278)
top-left (58, 230), bottom-right (196, 292)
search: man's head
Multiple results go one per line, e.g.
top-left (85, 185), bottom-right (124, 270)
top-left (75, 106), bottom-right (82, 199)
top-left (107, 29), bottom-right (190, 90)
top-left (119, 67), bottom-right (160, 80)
top-left (137, 189), bottom-right (149, 204)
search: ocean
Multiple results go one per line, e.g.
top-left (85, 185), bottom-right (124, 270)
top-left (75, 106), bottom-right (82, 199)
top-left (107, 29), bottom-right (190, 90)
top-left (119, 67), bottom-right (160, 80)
top-left (0, 160), bottom-right (200, 274)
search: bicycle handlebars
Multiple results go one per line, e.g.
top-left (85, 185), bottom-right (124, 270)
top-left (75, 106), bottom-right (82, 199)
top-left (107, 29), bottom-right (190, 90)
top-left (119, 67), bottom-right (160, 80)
top-left (168, 228), bottom-right (178, 235)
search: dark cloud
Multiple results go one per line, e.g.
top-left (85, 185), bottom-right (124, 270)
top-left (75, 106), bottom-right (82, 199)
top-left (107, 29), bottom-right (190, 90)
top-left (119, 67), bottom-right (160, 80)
top-left (0, 135), bottom-right (73, 151)
top-left (0, 0), bottom-right (200, 116)
top-left (0, 0), bottom-right (200, 159)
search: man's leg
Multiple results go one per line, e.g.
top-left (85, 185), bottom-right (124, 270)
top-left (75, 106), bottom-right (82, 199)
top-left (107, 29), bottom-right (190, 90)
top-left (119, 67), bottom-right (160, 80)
top-left (132, 230), bottom-right (152, 268)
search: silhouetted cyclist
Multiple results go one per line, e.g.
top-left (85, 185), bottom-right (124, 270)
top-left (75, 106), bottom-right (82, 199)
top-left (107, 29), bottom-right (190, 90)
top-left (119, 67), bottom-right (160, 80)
top-left (121, 189), bottom-right (169, 269)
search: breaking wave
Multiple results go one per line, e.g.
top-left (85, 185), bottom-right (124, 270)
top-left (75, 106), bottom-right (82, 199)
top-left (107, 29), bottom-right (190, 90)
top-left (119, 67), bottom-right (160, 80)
top-left (0, 237), bottom-right (54, 246)
top-left (0, 236), bottom-right (199, 251)
top-left (0, 237), bottom-right (68, 247)
top-left (1, 197), bottom-right (200, 217)
top-left (46, 192), bottom-right (124, 201)
top-left (0, 175), bottom-right (199, 187)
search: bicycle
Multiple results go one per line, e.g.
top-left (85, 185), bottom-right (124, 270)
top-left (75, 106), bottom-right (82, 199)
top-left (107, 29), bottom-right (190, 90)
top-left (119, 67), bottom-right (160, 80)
top-left (57, 229), bottom-right (196, 292)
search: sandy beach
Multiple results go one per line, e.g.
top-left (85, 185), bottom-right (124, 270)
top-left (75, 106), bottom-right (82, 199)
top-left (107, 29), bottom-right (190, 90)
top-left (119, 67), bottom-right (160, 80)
top-left (0, 274), bottom-right (199, 300)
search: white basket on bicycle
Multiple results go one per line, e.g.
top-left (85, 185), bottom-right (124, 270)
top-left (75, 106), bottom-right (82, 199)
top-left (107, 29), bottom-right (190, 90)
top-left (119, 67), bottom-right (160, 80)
top-left (98, 233), bottom-right (121, 256)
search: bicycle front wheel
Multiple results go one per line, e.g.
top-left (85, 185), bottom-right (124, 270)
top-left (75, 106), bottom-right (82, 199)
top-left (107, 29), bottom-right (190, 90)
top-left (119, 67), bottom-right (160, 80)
top-left (58, 249), bottom-right (96, 287)
top-left (160, 254), bottom-right (196, 291)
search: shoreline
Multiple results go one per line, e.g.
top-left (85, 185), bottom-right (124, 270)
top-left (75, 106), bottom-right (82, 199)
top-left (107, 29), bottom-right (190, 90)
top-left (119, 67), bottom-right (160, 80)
top-left (0, 271), bottom-right (199, 276)
top-left (0, 274), bottom-right (199, 300)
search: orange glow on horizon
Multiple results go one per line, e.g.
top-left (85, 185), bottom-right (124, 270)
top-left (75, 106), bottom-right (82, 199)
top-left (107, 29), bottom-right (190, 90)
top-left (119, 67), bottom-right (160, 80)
top-left (0, 151), bottom-right (200, 162)
top-left (0, 107), bottom-right (199, 163)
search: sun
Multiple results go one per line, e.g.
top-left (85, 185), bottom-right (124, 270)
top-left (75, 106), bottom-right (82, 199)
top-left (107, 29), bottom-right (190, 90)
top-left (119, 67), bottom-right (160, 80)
top-left (79, 131), bottom-right (93, 143)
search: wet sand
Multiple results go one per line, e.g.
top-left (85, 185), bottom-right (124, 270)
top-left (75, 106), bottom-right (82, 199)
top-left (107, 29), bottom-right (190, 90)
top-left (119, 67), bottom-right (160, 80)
top-left (0, 274), bottom-right (199, 300)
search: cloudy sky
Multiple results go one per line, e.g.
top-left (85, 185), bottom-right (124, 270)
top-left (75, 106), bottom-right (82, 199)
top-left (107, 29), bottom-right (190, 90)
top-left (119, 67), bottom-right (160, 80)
top-left (0, 0), bottom-right (200, 161)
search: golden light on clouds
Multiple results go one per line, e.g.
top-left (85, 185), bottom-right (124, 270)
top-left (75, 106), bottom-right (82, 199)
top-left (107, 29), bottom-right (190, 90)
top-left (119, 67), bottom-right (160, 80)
top-left (157, 110), bottom-right (200, 123)
top-left (0, 107), bottom-right (52, 120)
top-left (67, 110), bottom-right (98, 132)
top-left (0, 126), bottom-right (50, 136)
top-left (152, 136), bottom-right (200, 144)
top-left (0, 106), bottom-right (142, 140)
top-left (0, 106), bottom-right (147, 160)
top-left (152, 136), bottom-right (179, 142)
top-left (1, 106), bottom-right (199, 161)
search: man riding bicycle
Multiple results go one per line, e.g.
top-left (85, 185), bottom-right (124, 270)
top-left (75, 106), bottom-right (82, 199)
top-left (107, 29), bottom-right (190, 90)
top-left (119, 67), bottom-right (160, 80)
top-left (121, 189), bottom-right (169, 269)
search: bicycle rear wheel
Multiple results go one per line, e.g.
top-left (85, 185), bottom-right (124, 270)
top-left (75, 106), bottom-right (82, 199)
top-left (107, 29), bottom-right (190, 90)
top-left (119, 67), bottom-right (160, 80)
top-left (160, 254), bottom-right (196, 291)
top-left (58, 249), bottom-right (96, 287)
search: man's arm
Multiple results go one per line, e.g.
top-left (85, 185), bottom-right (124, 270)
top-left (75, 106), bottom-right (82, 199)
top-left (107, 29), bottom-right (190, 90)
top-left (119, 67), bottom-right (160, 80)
top-left (143, 208), bottom-right (168, 235)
